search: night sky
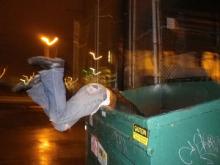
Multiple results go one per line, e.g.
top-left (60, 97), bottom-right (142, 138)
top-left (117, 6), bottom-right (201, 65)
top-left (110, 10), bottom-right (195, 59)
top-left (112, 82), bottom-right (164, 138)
top-left (0, 0), bottom-right (76, 83)
top-left (1, 0), bottom-right (220, 89)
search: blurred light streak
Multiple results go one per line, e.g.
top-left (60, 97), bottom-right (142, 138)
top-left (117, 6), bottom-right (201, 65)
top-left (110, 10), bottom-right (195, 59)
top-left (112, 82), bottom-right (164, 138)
top-left (108, 50), bottom-right (112, 63)
top-left (89, 51), bottom-right (103, 61)
top-left (89, 67), bottom-right (101, 75)
top-left (19, 72), bottom-right (35, 85)
top-left (64, 76), bottom-right (78, 91)
top-left (0, 67), bottom-right (6, 79)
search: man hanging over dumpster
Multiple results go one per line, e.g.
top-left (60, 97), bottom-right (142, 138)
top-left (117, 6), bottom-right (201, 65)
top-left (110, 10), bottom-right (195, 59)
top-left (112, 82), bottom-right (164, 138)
top-left (13, 56), bottom-right (143, 132)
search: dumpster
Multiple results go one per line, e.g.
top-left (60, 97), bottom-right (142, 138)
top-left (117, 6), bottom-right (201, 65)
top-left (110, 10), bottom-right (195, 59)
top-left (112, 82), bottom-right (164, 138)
top-left (86, 81), bottom-right (220, 165)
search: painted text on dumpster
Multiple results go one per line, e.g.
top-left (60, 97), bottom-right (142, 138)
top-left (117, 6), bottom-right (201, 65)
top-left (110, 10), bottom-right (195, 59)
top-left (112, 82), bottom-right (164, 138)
top-left (178, 129), bottom-right (220, 165)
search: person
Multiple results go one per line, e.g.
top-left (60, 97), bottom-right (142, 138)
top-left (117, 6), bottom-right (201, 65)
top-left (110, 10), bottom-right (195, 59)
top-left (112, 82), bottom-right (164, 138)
top-left (13, 56), bottom-right (117, 131)
top-left (13, 56), bottom-right (144, 132)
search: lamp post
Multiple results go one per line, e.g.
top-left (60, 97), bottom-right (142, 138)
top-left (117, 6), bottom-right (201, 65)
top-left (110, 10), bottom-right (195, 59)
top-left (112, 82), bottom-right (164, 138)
top-left (40, 36), bottom-right (59, 57)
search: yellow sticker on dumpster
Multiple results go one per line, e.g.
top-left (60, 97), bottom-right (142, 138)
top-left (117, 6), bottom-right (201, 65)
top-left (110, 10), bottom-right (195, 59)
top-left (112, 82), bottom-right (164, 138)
top-left (133, 124), bottom-right (148, 145)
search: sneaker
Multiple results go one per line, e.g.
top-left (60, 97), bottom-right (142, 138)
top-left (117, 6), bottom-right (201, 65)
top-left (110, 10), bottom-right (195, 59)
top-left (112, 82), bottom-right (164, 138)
top-left (12, 74), bottom-right (40, 92)
top-left (28, 56), bottom-right (64, 69)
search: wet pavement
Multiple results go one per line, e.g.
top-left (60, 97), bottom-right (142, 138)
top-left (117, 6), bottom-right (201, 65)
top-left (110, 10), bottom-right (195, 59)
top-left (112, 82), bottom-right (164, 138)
top-left (0, 105), bottom-right (86, 165)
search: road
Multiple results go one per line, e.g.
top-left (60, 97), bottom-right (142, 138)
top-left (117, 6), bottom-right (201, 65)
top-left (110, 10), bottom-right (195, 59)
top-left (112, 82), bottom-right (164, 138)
top-left (0, 103), bottom-right (86, 165)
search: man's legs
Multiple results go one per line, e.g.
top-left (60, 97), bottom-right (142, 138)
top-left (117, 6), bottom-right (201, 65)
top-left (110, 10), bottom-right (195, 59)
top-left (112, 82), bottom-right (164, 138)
top-left (39, 68), bottom-right (67, 123)
top-left (26, 68), bottom-right (66, 122)
top-left (25, 67), bottom-right (69, 131)
top-left (15, 56), bottom-right (114, 132)
top-left (27, 82), bottom-right (50, 116)
top-left (53, 83), bottom-right (110, 129)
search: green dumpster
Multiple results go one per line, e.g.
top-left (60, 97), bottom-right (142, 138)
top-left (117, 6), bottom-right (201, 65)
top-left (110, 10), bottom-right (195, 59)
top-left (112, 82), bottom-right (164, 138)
top-left (86, 81), bottom-right (220, 165)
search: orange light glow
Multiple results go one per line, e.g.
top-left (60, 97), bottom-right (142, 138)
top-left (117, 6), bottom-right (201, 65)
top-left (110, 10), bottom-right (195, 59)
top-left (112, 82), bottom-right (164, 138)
top-left (40, 36), bottom-right (59, 46)
top-left (202, 51), bottom-right (220, 82)
top-left (35, 129), bottom-right (54, 165)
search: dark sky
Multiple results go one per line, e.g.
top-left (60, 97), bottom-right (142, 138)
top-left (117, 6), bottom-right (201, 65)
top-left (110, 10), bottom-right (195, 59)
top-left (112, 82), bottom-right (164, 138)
top-left (0, 0), bottom-right (75, 80)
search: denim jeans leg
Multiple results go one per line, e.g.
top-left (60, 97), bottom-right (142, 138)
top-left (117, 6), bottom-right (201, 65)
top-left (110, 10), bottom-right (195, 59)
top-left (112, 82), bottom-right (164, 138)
top-left (27, 82), bottom-right (50, 116)
top-left (55, 83), bottom-right (109, 130)
top-left (39, 68), bottom-right (66, 122)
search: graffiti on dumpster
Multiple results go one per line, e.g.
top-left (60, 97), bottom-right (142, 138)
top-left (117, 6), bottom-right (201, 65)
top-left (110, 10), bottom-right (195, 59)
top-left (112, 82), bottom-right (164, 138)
top-left (178, 129), bottom-right (220, 165)
top-left (112, 131), bottom-right (128, 154)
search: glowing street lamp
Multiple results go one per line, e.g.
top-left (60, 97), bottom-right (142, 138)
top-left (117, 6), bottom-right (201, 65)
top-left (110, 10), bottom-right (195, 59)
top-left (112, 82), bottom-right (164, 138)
top-left (40, 36), bottom-right (59, 57)
top-left (41, 36), bottom-right (59, 46)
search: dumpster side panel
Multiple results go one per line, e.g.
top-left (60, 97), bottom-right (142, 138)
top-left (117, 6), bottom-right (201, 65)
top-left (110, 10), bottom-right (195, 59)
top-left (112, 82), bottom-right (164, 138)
top-left (87, 130), bottom-right (134, 165)
top-left (86, 111), bottom-right (151, 165)
top-left (147, 100), bottom-right (220, 165)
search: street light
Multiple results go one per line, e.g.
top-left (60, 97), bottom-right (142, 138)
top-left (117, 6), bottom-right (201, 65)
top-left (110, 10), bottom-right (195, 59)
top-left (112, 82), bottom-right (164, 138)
top-left (40, 36), bottom-right (59, 57)
top-left (41, 36), bottom-right (58, 46)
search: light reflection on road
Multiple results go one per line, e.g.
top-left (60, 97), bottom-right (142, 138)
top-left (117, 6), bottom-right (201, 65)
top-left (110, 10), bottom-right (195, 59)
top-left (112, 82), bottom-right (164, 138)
top-left (0, 106), bottom-right (86, 164)
top-left (35, 129), bottom-right (56, 165)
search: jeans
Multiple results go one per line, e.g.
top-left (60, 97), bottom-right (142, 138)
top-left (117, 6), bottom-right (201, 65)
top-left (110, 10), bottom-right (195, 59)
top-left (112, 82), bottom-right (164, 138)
top-left (27, 68), bottom-right (110, 131)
